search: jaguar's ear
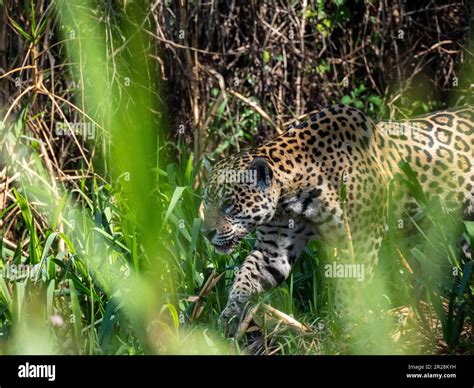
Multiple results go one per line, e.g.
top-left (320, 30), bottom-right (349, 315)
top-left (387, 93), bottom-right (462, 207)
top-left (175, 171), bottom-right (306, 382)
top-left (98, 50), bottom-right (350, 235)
top-left (250, 157), bottom-right (273, 190)
top-left (203, 154), bottom-right (216, 173)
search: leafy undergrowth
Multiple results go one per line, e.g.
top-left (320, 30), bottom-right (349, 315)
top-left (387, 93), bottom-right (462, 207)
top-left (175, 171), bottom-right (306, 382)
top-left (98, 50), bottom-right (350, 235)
top-left (1, 129), bottom-right (472, 355)
top-left (1, 1), bottom-right (472, 355)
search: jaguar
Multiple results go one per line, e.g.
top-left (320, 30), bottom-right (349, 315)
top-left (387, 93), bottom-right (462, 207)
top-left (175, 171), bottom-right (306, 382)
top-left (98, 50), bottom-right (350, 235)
top-left (201, 104), bottom-right (473, 329)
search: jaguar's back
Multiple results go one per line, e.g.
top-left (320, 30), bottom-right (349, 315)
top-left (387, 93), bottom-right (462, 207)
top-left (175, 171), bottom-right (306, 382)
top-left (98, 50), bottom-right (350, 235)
top-left (374, 106), bottom-right (474, 215)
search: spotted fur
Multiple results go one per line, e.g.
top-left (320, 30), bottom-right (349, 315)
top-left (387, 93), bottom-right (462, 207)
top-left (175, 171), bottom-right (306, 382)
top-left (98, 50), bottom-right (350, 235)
top-left (202, 104), bottom-right (474, 327)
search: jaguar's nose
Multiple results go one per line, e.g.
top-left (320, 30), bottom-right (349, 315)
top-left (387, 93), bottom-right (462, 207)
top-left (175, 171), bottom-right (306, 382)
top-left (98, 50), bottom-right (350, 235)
top-left (202, 227), bottom-right (217, 242)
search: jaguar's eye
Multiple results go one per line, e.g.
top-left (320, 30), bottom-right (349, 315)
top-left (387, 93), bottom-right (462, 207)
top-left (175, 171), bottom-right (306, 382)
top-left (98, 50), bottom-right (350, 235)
top-left (222, 202), bottom-right (234, 215)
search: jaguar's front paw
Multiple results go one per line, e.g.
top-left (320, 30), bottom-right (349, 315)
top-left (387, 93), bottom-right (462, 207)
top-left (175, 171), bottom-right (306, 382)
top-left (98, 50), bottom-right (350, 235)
top-left (220, 300), bottom-right (242, 323)
top-left (219, 298), bottom-right (246, 337)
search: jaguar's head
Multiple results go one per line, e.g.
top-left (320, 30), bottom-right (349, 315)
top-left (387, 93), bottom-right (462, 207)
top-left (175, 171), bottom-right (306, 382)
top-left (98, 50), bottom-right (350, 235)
top-left (202, 154), bottom-right (279, 253)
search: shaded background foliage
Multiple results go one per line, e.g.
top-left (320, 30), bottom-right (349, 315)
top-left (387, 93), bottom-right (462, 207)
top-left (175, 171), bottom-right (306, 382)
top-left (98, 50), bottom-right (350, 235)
top-left (155, 0), bottom-right (473, 158)
top-left (1, 0), bottom-right (473, 164)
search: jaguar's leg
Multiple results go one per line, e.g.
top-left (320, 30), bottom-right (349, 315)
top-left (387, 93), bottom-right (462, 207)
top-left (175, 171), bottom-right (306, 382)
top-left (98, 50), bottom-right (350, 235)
top-left (220, 217), bottom-right (314, 326)
top-left (332, 199), bottom-right (386, 321)
top-left (334, 227), bottom-right (384, 319)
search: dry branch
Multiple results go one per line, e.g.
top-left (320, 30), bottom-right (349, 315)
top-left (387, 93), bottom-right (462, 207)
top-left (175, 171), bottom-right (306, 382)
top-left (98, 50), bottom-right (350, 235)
top-left (261, 304), bottom-right (312, 333)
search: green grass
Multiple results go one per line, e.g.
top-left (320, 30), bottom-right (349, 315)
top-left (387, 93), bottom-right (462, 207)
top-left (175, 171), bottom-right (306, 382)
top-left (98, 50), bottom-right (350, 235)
top-left (0, 1), bottom-right (472, 355)
top-left (2, 117), bottom-right (472, 354)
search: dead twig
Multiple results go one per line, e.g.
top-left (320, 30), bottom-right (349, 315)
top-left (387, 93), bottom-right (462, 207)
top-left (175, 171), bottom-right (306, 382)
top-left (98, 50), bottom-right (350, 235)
top-left (260, 304), bottom-right (312, 333)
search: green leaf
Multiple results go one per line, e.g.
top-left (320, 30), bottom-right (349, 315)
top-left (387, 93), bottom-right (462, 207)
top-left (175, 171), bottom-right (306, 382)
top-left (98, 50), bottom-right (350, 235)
top-left (316, 61), bottom-right (330, 75)
top-left (51, 193), bottom-right (68, 230)
top-left (69, 279), bottom-right (82, 348)
top-left (166, 163), bottom-right (177, 187)
top-left (0, 275), bottom-right (12, 307)
top-left (40, 232), bottom-right (58, 264)
top-left (464, 221), bottom-right (474, 248)
top-left (30, 1), bottom-right (37, 38)
top-left (185, 153), bottom-right (193, 185)
top-left (163, 186), bottom-right (186, 225)
top-left (58, 233), bottom-right (77, 255)
top-left (9, 17), bottom-right (33, 42)
top-left (99, 297), bottom-right (120, 349)
top-left (263, 51), bottom-right (270, 63)
top-left (457, 261), bottom-right (473, 298)
top-left (397, 161), bottom-right (428, 205)
top-left (14, 281), bottom-right (27, 322)
top-left (160, 303), bottom-right (179, 330)
top-left (341, 95), bottom-right (352, 105)
top-left (46, 280), bottom-right (55, 317)
top-left (189, 218), bottom-right (202, 256)
top-left (14, 189), bottom-right (40, 264)
top-left (338, 171), bottom-right (347, 202)
top-left (367, 94), bottom-right (383, 106)
top-left (92, 227), bottom-right (131, 253)
top-left (211, 88), bottom-right (220, 97)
